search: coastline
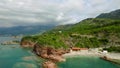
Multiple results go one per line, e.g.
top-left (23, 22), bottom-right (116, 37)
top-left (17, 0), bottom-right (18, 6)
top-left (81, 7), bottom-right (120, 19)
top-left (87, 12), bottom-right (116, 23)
top-left (63, 51), bottom-right (102, 57)
top-left (63, 51), bottom-right (120, 65)
top-left (100, 53), bottom-right (120, 65)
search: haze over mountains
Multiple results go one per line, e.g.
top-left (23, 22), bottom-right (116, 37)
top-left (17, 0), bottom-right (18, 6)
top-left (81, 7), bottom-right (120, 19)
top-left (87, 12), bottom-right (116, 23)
top-left (0, 25), bottom-right (55, 36)
top-left (0, 9), bottom-right (120, 36)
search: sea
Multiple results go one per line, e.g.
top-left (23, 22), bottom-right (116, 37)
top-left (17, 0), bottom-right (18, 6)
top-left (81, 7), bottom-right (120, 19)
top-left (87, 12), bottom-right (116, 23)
top-left (0, 37), bottom-right (120, 68)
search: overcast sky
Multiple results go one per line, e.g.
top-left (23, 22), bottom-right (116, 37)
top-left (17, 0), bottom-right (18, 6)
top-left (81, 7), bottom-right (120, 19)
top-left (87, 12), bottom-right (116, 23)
top-left (0, 0), bottom-right (120, 27)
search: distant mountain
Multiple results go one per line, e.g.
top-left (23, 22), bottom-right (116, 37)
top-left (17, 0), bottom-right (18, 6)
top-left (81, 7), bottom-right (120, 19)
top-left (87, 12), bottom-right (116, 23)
top-left (96, 9), bottom-right (120, 19)
top-left (0, 25), bottom-right (55, 36)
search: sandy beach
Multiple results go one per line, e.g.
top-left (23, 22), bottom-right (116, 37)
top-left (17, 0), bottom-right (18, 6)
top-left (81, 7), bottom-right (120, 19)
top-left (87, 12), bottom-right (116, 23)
top-left (63, 50), bottom-right (120, 62)
top-left (105, 53), bottom-right (120, 59)
top-left (63, 50), bottom-right (120, 65)
top-left (63, 51), bottom-right (102, 57)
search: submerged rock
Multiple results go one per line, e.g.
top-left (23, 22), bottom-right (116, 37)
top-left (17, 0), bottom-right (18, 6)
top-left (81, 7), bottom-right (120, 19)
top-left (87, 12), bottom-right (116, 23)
top-left (42, 61), bottom-right (57, 68)
top-left (22, 56), bottom-right (36, 61)
top-left (13, 62), bottom-right (37, 68)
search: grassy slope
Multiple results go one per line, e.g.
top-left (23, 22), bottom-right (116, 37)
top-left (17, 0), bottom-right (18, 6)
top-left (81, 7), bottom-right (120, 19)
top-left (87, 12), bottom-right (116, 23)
top-left (21, 18), bottom-right (120, 49)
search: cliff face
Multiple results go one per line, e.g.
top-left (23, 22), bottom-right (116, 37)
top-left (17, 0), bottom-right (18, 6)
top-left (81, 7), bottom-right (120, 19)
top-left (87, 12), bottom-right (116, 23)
top-left (20, 40), bottom-right (35, 47)
top-left (21, 41), bottom-right (67, 68)
top-left (20, 38), bottom-right (68, 62)
top-left (33, 44), bottom-right (66, 62)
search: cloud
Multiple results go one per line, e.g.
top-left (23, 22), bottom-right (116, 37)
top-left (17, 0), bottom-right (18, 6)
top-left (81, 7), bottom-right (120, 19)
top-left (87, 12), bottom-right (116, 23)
top-left (0, 0), bottom-right (120, 27)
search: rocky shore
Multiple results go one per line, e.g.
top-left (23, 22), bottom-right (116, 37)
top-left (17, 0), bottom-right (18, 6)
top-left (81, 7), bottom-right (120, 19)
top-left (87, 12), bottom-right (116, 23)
top-left (20, 40), bottom-right (120, 67)
top-left (20, 40), bottom-right (36, 47)
top-left (33, 44), bottom-right (67, 62)
top-left (100, 53), bottom-right (120, 65)
top-left (21, 41), bottom-right (68, 68)
top-left (64, 51), bottom-right (120, 65)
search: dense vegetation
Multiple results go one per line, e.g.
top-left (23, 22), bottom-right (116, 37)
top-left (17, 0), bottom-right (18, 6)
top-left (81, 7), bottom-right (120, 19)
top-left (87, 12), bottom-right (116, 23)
top-left (103, 46), bottom-right (120, 52)
top-left (21, 9), bottom-right (120, 49)
top-left (21, 18), bottom-right (120, 48)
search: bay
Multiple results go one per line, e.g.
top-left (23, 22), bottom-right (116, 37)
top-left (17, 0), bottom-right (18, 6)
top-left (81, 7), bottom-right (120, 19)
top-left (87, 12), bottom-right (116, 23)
top-left (58, 56), bottom-right (120, 68)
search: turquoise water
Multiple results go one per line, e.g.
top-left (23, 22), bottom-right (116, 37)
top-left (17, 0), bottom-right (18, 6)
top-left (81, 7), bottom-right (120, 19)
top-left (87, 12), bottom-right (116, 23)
top-left (58, 56), bottom-right (120, 68)
top-left (0, 37), bottom-right (120, 68)
top-left (0, 37), bottom-right (42, 68)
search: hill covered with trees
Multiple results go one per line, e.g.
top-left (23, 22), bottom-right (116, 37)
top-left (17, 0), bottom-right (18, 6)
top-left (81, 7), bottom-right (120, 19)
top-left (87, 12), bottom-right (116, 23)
top-left (21, 9), bottom-right (120, 49)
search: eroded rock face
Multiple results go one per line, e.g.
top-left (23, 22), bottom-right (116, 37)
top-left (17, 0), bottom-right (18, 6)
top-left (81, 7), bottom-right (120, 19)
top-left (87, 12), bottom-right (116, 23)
top-left (33, 44), bottom-right (66, 62)
top-left (21, 42), bottom-right (68, 68)
top-left (20, 40), bottom-right (35, 47)
top-left (42, 61), bottom-right (57, 68)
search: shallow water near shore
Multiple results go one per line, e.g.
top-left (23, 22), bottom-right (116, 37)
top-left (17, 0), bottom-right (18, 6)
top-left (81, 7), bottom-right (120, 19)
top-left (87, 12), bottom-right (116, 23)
top-left (58, 56), bottom-right (120, 68)
top-left (0, 37), bottom-right (120, 68)
top-left (0, 37), bottom-right (42, 68)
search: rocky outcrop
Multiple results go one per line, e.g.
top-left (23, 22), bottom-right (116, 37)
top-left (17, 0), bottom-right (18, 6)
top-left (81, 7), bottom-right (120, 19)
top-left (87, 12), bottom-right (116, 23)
top-left (21, 41), bottom-right (68, 68)
top-left (20, 40), bottom-right (36, 47)
top-left (33, 44), bottom-right (66, 62)
top-left (32, 44), bottom-right (69, 68)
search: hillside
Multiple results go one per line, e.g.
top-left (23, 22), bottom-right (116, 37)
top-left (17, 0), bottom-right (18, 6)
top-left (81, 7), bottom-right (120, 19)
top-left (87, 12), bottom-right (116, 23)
top-left (21, 18), bottom-right (120, 48)
top-left (21, 9), bottom-right (120, 49)
top-left (96, 9), bottom-right (120, 19)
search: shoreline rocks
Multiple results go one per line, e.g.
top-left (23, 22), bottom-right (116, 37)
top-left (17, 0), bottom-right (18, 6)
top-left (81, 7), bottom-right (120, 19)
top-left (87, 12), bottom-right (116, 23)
top-left (21, 42), bottom-right (68, 68)
top-left (100, 56), bottom-right (120, 65)
top-left (33, 44), bottom-right (66, 62)
top-left (20, 40), bottom-right (36, 47)
top-left (33, 44), bottom-right (67, 68)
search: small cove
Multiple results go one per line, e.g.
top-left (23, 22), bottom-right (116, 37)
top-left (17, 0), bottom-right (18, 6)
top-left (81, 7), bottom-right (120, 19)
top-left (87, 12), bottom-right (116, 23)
top-left (58, 56), bottom-right (120, 68)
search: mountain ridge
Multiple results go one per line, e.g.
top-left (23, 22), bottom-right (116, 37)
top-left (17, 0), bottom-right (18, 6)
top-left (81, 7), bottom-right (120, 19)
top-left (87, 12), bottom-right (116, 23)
top-left (96, 9), bottom-right (120, 19)
top-left (0, 25), bottom-right (55, 36)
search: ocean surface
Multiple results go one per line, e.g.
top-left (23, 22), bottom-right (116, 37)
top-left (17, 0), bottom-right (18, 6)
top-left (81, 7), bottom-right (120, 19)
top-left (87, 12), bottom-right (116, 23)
top-left (0, 37), bottom-right (120, 68)
top-left (58, 56), bottom-right (120, 68)
top-left (0, 37), bottom-right (42, 68)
